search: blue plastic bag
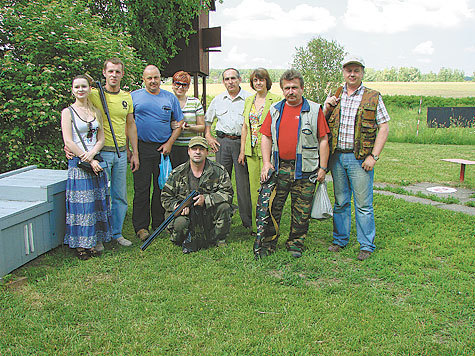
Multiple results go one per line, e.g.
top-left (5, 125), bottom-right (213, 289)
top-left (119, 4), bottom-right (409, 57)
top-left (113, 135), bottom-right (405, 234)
top-left (158, 154), bottom-right (172, 189)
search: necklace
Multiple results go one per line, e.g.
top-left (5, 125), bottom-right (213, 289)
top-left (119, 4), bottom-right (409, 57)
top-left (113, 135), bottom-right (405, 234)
top-left (73, 104), bottom-right (94, 123)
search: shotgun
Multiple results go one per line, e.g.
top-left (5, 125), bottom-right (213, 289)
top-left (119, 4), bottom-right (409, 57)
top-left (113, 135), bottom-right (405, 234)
top-left (140, 190), bottom-right (199, 251)
top-left (96, 81), bottom-right (121, 157)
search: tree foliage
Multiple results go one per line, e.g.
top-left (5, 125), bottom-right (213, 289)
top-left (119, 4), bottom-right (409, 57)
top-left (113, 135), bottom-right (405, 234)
top-left (87, 0), bottom-right (211, 67)
top-left (364, 67), bottom-right (465, 82)
top-left (0, 0), bottom-right (145, 172)
top-left (292, 36), bottom-right (345, 104)
top-left (207, 68), bottom-right (286, 84)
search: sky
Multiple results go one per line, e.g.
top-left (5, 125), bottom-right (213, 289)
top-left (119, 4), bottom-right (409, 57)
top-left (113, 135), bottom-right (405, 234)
top-left (208, 0), bottom-right (475, 75)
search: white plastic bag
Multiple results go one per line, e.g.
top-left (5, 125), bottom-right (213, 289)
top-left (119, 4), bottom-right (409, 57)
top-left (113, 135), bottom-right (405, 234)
top-left (311, 181), bottom-right (333, 220)
top-left (158, 154), bottom-right (172, 189)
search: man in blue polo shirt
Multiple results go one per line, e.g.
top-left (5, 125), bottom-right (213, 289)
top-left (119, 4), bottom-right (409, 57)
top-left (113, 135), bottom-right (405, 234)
top-left (131, 65), bottom-right (183, 241)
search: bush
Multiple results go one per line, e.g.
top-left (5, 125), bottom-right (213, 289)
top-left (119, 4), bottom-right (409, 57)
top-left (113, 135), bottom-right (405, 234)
top-left (0, 0), bottom-right (145, 173)
top-left (382, 95), bottom-right (475, 109)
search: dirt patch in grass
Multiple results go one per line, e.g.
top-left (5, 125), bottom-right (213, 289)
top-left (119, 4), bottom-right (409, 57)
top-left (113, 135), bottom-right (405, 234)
top-left (305, 277), bottom-right (342, 287)
top-left (268, 269), bottom-right (284, 280)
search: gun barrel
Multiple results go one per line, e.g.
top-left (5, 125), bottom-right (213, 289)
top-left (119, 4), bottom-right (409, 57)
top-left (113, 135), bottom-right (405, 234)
top-left (140, 190), bottom-right (199, 251)
top-left (140, 215), bottom-right (173, 251)
top-left (96, 81), bottom-right (121, 158)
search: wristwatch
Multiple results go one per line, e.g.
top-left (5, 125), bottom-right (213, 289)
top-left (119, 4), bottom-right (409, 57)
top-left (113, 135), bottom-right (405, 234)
top-left (370, 153), bottom-right (379, 161)
top-left (320, 166), bottom-right (329, 173)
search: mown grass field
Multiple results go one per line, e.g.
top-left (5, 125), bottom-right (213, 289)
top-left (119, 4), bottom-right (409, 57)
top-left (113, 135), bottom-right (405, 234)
top-left (162, 81), bottom-right (475, 98)
top-left (1, 82), bottom-right (474, 354)
top-left (1, 142), bottom-right (474, 355)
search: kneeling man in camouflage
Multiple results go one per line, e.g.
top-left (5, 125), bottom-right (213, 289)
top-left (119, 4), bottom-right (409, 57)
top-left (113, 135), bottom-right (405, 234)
top-left (161, 136), bottom-right (234, 253)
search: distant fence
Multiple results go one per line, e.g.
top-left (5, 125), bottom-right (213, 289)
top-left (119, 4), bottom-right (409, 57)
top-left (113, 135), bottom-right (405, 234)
top-left (427, 107), bottom-right (475, 128)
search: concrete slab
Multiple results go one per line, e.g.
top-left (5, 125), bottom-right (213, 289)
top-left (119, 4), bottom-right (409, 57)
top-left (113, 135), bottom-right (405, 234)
top-left (373, 183), bottom-right (475, 216)
top-left (401, 182), bottom-right (474, 205)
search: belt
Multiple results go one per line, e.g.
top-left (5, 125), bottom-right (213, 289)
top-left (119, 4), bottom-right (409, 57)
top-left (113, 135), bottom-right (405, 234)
top-left (102, 145), bottom-right (127, 152)
top-left (335, 149), bottom-right (353, 153)
top-left (279, 158), bottom-right (295, 165)
top-left (216, 131), bottom-right (241, 140)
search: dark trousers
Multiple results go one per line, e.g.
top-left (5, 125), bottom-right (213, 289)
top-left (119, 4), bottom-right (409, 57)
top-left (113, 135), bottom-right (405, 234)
top-left (170, 145), bottom-right (189, 169)
top-left (215, 137), bottom-right (252, 228)
top-left (132, 140), bottom-right (165, 233)
top-left (170, 202), bottom-right (232, 247)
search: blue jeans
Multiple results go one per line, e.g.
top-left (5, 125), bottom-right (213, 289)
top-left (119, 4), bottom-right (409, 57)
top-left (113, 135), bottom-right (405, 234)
top-left (101, 150), bottom-right (128, 240)
top-left (330, 152), bottom-right (375, 252)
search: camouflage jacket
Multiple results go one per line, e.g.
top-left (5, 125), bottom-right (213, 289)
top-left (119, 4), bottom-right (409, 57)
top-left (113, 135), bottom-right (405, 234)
top-left (161, 158), bottom-right (234, 214)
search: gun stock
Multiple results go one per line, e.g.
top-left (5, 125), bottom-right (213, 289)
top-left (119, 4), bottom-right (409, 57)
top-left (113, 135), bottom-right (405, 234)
top-left (140, 190), bottom-right (199, 251)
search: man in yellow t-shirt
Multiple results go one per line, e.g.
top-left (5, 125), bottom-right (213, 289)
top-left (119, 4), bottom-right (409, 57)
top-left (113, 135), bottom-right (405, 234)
top-left (89, 58), bottom-right (139, 248)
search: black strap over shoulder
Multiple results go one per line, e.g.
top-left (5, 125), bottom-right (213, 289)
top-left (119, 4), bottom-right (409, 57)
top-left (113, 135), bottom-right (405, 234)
top-left (68, 106), bottom-right (89, 153)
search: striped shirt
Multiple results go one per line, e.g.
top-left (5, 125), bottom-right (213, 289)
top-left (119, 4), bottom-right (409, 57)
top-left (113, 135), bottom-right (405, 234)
top-left (174, 96), bottom-right (205, 146)
top-left (336, 84), bottom-right (390, 150)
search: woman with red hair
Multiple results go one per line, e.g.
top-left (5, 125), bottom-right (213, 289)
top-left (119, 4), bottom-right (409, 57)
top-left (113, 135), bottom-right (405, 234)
top-left (170, 71), bottom-right (205, 167)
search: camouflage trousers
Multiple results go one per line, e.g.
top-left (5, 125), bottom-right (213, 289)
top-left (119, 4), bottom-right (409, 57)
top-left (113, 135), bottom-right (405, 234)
top-left (169, 202), bottom-right (232, 251)
top-left (256, 160), bottom-right (316, 255)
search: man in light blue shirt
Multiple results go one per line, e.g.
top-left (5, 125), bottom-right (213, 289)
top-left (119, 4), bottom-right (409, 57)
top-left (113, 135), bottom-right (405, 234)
top-left (205, 68), bottom-right (253, 233)
top-left (131, 65), bottom-right (183, 241)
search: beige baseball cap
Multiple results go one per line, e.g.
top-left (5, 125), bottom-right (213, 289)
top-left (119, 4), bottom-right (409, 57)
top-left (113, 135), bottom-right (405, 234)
top-left (188, 136), bottom-right (208, 149)
top-left (342, 55), bottom-right (365, 68)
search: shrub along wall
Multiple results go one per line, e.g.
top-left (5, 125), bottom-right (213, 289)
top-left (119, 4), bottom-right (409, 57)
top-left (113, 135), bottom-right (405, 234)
top-left (382, 95), bottom-right (475, 109)
top-left (0, 0), bottom-right (145, 173)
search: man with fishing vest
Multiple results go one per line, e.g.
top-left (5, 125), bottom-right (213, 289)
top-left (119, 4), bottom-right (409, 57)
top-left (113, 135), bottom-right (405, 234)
top-left (259, 69), bottom-right (330, 258)
top-left (323, 55), bottom-right (390, 261)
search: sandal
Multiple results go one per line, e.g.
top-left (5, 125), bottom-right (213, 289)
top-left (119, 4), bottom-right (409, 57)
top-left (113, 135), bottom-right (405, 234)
top-left (88, 247), bottom-right (102, 257)
top-left (76, 248), bottom-right (90, 260)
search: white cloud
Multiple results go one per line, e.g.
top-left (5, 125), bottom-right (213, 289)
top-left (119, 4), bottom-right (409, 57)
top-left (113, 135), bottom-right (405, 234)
top-left (343, 0), bottom-right (474, 33)
top-left (224, 45), bottom-right (249, 65)
top-left (221, 0), bottom-right (336, 39)
top-left (412, 41), bottom-right (434, 55)
top-left (417, 58), bottom-right (432, 64)
top-left (251, 57), bottom-right (268, 64)
top-left (464, 45), bottom-right (475, 53)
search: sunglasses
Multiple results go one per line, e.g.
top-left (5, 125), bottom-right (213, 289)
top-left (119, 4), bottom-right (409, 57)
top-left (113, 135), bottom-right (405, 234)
top-left (174, 81), bottom-right (189, 88)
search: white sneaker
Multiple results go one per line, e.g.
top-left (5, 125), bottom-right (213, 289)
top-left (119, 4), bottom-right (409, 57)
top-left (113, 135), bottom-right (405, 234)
top-left (116, 236), bottom-right (132, 246)
top-left (95, 241), bottom-right (104, 252)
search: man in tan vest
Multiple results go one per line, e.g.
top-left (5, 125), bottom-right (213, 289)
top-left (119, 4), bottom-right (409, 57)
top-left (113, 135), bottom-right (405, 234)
top-left (323, 55), bottom-right (390, 261)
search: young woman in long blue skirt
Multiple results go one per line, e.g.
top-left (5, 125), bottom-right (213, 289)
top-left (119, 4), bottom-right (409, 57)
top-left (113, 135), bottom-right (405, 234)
top-left (61, 75), bottom-right (112, 260)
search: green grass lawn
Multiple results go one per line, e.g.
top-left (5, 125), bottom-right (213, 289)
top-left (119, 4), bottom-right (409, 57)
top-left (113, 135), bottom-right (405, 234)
top-left (376, 142), bottom-right (475, 189)
top-left (1, 142), bottom-right (474, 355)
top-left (386, 104), bottom-right (475, 146)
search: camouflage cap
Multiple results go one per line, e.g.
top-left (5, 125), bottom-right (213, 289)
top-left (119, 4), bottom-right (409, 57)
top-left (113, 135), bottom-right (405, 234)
top-left (188, 136), bottom-right (208, 149)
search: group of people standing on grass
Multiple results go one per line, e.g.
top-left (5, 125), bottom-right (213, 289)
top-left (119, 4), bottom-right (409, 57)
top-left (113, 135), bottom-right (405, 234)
top-left (61, 54), bottom-right (389, 261)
